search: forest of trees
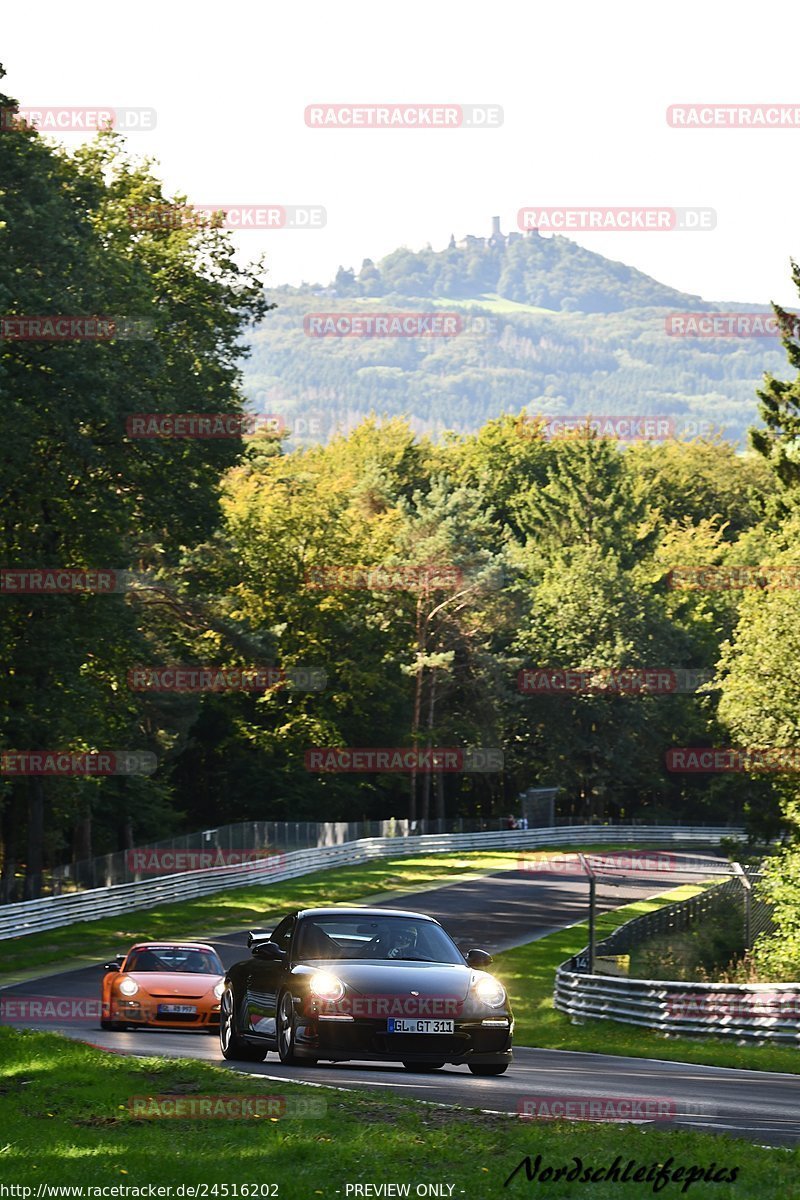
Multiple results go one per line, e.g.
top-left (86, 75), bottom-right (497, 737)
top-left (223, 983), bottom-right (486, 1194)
top-left (243, 264), bottom-right (787, 448)
top-left (3, 68), bottom-right (800, 977)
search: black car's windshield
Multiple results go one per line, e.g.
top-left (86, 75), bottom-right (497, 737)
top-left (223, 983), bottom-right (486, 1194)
top-left (293, 915), bottom-right (464, 964)
top-left (126, 947), bottom-right (223, 974)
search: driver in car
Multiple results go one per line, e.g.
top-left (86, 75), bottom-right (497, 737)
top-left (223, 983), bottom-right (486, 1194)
top-left (382, 924), bottom-right (418, 959)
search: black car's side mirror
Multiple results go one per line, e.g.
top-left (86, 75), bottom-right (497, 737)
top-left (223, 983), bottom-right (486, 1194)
top-left (247, 930), bottom-right (274, 949)
top-left (465, 948), bottom-right (493, 967)
top-left (252, 941), bottom-right (287, 961)
top-left (103, 962), bottom-right (121, 972)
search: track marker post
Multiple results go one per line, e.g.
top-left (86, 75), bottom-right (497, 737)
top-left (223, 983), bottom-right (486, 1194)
top-left (577, 852), bottom-right (597, 974)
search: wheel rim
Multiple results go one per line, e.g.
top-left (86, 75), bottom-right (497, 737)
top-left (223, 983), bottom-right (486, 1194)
top-left (278, 993), bottom-right (293, 1057)
top-left (220, 991), bottom-right (233, 1053)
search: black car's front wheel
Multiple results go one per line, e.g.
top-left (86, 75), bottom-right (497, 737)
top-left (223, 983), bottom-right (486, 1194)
top-left (219, 988), bottom-right (268, 1062)
top-left (277, 990), bottom-right (317, 1065)
top-left (468, 1063), bottom-right (508, 1076)
top-left (403, 1061), bottom-right (445, 1072)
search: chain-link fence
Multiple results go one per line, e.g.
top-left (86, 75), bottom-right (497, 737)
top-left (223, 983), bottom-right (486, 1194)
top-left (22, 788), bottom-right (591, 898)
top-left (44, 815), bottom-right (507, 896)
top-left (555, 866), bottom-right (791, 1041)
top-left (586, 866), bottom-right (774, 966)
top-left (18, 812), bottom-right (742, 901)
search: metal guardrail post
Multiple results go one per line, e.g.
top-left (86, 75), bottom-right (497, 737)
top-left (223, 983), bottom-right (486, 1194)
top-left (732, 862), bottom-right (752, 949)
top-left (577, 853), bottom-right (596, 974)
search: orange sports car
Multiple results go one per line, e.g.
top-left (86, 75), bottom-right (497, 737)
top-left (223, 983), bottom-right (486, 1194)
top-left (100, 942), bottom-right (225, 1031)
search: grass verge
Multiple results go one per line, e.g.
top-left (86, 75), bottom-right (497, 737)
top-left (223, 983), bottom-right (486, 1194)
top-left (0, 1028), bottom-right (796, 1199)
top-left (495, 884), bottom-right (800, 1075)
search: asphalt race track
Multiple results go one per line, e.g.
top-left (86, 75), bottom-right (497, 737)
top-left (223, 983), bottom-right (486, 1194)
top-left (4, 853), bottom-right (799, 1146)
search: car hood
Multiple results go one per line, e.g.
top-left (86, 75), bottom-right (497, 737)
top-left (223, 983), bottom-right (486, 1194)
top-left (294, 960), bottom-right (473, 1000)
top-left (119, 972), bottom-right (223, 995)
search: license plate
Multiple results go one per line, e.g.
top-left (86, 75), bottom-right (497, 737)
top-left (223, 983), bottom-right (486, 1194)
top-left (158, 1004), bottom-right (196, 1014)
top-left (387, 1018), bottom-right (454, 1034)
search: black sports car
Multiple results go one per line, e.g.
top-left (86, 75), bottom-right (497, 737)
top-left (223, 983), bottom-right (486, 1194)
top-left (219, 906), bottom-right (513, 1074)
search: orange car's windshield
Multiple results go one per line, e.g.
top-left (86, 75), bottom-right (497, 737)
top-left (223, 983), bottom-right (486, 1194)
top-left (126, 948), bottom-right (223, 974)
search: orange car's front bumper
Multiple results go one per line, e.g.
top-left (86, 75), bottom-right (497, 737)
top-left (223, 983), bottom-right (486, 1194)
top-left (108, 999), bottom-right (220, 1029)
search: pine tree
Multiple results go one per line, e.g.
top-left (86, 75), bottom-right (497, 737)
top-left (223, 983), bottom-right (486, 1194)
top-left (751, 264), bottom-right (800, 485)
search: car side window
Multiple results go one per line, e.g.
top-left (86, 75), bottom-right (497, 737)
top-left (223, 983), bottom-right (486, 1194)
top-left (271, 917), bottom-right (295, 955)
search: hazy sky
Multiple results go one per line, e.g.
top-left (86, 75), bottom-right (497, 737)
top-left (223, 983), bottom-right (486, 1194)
top-left (3, 1), bottom-right (798, 304)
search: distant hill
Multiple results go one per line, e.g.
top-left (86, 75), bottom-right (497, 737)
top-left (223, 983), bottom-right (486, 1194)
top-left (242, 221), bottom-right (789, 446)
top-left (328, 225), bottom-right (710, 313)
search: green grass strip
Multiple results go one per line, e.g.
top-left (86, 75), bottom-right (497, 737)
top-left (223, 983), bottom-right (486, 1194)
top-left (0, 1028), bottom-right (795, 1198)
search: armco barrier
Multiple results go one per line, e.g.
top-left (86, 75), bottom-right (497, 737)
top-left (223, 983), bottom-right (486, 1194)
top-left (0, 825), bottom-right (743, 942)
top-left (554, 876), bottom-right (797, 1044)
top-left (554, 970), bottom-right (800, 1044)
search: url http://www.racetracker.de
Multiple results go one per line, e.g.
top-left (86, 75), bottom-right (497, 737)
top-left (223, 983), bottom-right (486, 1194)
top-left (0, 1188), bottom-right (280, 1198)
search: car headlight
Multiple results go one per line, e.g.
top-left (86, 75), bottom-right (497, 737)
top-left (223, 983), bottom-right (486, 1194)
top-left (473, 974), bottom-right (506, 1008)
top-left (213, 982), bottom-right (225, 999)
top-left (309, 971), bottom-right (345, 1001)
top-left (118, 977), bottom-right (139, 997)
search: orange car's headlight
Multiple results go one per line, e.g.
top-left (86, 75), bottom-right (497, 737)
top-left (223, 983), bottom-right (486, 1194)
top-left (118, 977), bottom-right (139, 997)
top-left (213, 982), bottom-right (225, 999)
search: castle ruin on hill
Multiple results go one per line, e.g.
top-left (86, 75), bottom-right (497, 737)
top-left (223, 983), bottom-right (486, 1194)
top-left (448, 216), bottom-right (540, 251)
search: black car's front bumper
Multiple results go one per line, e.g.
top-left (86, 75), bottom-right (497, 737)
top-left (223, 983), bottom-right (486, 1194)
top-left (293, 1011), bottom-right (513, 1064)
